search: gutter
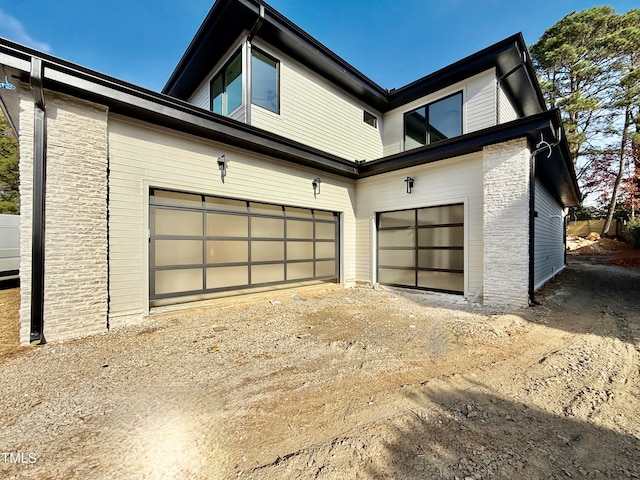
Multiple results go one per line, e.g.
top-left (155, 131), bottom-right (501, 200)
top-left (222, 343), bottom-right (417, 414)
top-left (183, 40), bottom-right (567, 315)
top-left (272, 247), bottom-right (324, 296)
top-left (528, 126), bottom-right (562, 306)
top-left (29, 56), bottom-right (46, 345)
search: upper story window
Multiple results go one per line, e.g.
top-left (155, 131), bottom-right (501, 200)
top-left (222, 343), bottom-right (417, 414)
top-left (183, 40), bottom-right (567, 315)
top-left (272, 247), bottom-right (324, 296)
top-left (251, 49), bottom-right (279, 114)
top-left (363, 110), bottom-right (377, 128)
top-left (404, 92), bottom-right (463, 150)
top-left (211, 49), bottom-right (243, 116)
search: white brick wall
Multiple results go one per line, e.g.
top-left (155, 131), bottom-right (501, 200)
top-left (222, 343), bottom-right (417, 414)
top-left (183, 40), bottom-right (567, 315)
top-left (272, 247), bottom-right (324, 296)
top-left (19, 90), bottom-right (109, 344)
top-left (482, 138), bottom-right (530, 308)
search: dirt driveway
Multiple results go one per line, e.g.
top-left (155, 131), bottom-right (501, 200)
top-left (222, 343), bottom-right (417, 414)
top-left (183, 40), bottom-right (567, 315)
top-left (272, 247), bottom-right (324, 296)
top-left (0, 245), bottom-right (639, 479)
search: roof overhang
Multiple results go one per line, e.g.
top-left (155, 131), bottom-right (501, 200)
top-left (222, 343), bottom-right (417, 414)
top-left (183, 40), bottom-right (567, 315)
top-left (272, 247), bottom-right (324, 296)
top-left (163, 0), bottom-right (545, 116)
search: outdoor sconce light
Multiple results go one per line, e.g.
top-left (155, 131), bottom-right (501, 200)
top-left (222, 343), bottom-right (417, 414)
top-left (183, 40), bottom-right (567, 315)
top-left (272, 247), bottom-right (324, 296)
top-left (312, 177), bottom-right (321, 198)
top-left (217, 155), bottom-right (227, 183)
top-left (405, 176), bottom-right (414, 194)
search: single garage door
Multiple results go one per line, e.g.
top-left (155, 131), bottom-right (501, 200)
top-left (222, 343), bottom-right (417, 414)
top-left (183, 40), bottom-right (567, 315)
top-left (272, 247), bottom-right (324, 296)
top-left (150, 189), bottom-right (339, 301)
top-left (377, 203), bottom-right (464, 294)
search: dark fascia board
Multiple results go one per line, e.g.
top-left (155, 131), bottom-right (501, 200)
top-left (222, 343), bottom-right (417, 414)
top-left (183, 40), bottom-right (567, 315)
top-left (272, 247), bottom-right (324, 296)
top-left (162, 0), bottom-right (544, 116)
top-left (0, 37), bottom-right (359, 179)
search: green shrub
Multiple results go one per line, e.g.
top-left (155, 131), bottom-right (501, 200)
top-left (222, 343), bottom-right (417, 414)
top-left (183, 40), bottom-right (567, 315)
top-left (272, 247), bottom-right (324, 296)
top-left (628, 218), bottom-right (640, 249)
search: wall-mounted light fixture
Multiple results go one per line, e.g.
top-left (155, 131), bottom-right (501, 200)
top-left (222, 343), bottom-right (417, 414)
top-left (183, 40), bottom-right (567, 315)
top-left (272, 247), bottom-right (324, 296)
top-left (217, 155), bottom-right (227, 183)
top-left (405, 176), bottom-right (414, 194)
top-left (312, 177), bottom-right (321, 198)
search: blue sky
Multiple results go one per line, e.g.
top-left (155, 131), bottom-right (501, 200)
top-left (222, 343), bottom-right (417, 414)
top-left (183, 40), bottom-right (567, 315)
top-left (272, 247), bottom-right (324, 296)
top-left (0, 1), bottom-right (637, 93)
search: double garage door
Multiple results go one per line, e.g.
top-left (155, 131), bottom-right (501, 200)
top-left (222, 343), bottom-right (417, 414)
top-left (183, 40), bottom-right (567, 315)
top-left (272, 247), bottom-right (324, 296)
top-left (377, 203), bottom-right (464, 294)
top-left (150, 189), bottom-right (339, 301)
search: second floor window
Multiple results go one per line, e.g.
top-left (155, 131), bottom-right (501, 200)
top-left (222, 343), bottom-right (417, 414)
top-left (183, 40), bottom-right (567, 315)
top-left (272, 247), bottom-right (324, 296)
top-left (251, 49), bottom-right (279, 114)
top-left (211, 49), bottom-right (243, 116)
top-left (404, 92), bottom-right (463, 150)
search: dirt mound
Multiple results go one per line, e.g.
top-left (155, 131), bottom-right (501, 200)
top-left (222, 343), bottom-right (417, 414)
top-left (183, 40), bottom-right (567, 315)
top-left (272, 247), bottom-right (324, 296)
top-left (568, 237), bottom-right (640, 266)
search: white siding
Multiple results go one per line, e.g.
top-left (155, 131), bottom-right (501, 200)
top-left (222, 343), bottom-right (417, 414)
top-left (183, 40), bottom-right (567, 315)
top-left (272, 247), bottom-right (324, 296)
top-left (249, 40), bottom-right (383, 162)
top-left (355, 152), bottom-right (484, 297)
top-left (381, 70), bottom-right (497, 157)
top-left (534, 179), bottom-right (565, 289)
top-left (107, 116), bottom-right (357, 325)
top-left (498, 86), bottom-right (518, 123)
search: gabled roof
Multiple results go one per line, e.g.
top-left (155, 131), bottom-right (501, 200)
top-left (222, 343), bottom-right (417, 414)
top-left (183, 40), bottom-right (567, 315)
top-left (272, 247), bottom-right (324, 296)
top-left (163, 0), bottom-right (546, 117)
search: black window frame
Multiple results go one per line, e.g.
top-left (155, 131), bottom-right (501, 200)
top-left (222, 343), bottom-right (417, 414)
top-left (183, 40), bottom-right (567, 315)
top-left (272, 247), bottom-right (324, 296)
top-left (251, 47), bottom-right (280, 114)
top-left (210, 48), bottom-right (243, 116)
top-left (403, 91), bottom-right (463, 151)
top-left (363, 110), bottom-right (378, 128)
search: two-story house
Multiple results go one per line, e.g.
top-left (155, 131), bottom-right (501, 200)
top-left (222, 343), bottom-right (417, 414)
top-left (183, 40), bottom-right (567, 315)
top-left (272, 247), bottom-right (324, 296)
top-left (0, 0), bottom-right (579, 344)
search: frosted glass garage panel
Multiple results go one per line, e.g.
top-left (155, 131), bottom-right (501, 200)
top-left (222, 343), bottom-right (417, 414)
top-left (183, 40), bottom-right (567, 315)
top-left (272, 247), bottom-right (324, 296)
top-left (152, 191), bottom-right (202, 208)
top-left (315, 241), bottom-right (336, 259)
top-left (379, 229), bottom-right (415, 248)
top-left (418, 271), bottom-right (463, 292)
top-left (250, 202), bottom-right (283, 215)
top-left (206, 240), bottom-right (248, 263)
top-left (155, 240), bottom-right (202, 266)
top-left (286, 207), bottom-right (313, 218)
top-left (418, 227), bottom-right (464, 247)
top-left (378, 249), bottom-right (415, 268)
top-left (418, 204), bottom-right (464, 225)
top-left (378, 268), bottom-right (415, 286)
top-left (315, 222), bottom-right (336, 240)
top-left (314, 210), bottom-right (335, 220)
top-left (287, 220), bottom-right (313, 239)
top-left (155, 209), bottom-right (202, 236)
top-left (251, 217), bottom-right (284, 238)
top-left (287, 262), bottom-right (314, 280)
top-left (287, 241), bottom-right (313, 260)
top-left (206, 213), bottom-right (248, 237)
top-left (252, 264), bottom-right (285, 284)
top-left (418, 249), bottom-right (464, 270)
top-left (252, 241), bottom-right (284, 262)
top-left (379, 210), bottom-right (414, 228)
top-left (155, 269), bottom-right (202, 295)
top-left (207, 266), bottom-right (248, 289)
top-left (205, 197), bottom-right (247, 212)
top-left (316, 261), bottom-right (336, 277)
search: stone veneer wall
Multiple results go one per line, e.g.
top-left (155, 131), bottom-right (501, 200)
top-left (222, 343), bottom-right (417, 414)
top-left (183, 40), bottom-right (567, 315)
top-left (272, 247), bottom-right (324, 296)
top-left (482, 138), bottom-right (531, 308)
top-left (19, 89), bottom-right (109, 344)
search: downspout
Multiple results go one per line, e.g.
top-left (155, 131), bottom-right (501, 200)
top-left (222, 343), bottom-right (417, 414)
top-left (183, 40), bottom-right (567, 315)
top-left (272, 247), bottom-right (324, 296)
top-left (29, 57), bottom-right (46, 344)
top-left (496, 46), bottom-right (527, 125)
top-left (245, 4), bottom-right (265, 125)
top-left (528, 128), bottom-right (562, 305)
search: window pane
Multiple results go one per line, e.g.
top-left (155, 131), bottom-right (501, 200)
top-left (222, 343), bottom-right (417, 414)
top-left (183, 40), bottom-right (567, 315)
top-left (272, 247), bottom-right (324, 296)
top-left (206, 240), bottom-right (248, 263)
top-left (155, 240), bottom-right (202, 266)
top-left (252, 50), bottom-right (278, 113)
top-left (363, 111), bottom-right (377, 128)
top-left (378, 249), bottom-right (414, 268)
top-left (314, 210), bottom-right (335, 220)
top-left (287, 220), bottom-right (313, 239)
top-left (315, 241), bottom-right (336, 259)
top-left (205, 197), bottom-right (247, 212)
top-left (315, 222), bottom-right (336, 240)
top-left (285, 207), bottom-right (313, 218)
top-left (378, 229), bottom-right (415, 248)
top-left (418, 204), bottom-right (464, 225)
top-left (252, 264), bottom-right (284, 284)
top-left (378, 268), bottom-right (415, 286)
top-left (316, 261), bottom-right (336, 277)
top-left (225, 52), bottom-right (243, 114)
top-left (251, 217), bottom-right (284, 238)
top-left (250, 202), bottom-right (284, 215)
top-left (207, 266), bottom-right (248, 289)
top-left (418, 271), bottom-right (463, 292)
top-left (379, 210), bottom-right (415, 228)
top-left (154, 209), bottom-right (202, 236)
top-left (404, 107), bottom-right (426, 150)
top-left (155, 269), bottom-right (202, 295)
top-left (152, 190), bottom-right (202, 208)
top-left (418, 249), bottom-right (464, 270)
top-left (418, 226), bottom-right (464, 247)
top-left (287, 262), bottom-right (313, 280)
top-left (211, 75), bottom-right (223, 114)
top-left (428, 93), bottom-right (462, 143)
top-left (252, 241), bottom-right (284, 262)
top-left (287, 241), bottom-right (313, 260)
top-left (206, 213), bottom-right (248, 237)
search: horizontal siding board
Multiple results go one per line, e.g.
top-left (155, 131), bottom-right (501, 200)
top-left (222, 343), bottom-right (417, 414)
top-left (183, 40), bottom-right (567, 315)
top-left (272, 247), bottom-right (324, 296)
top-left (534, 179), bottom-right (565, 289)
